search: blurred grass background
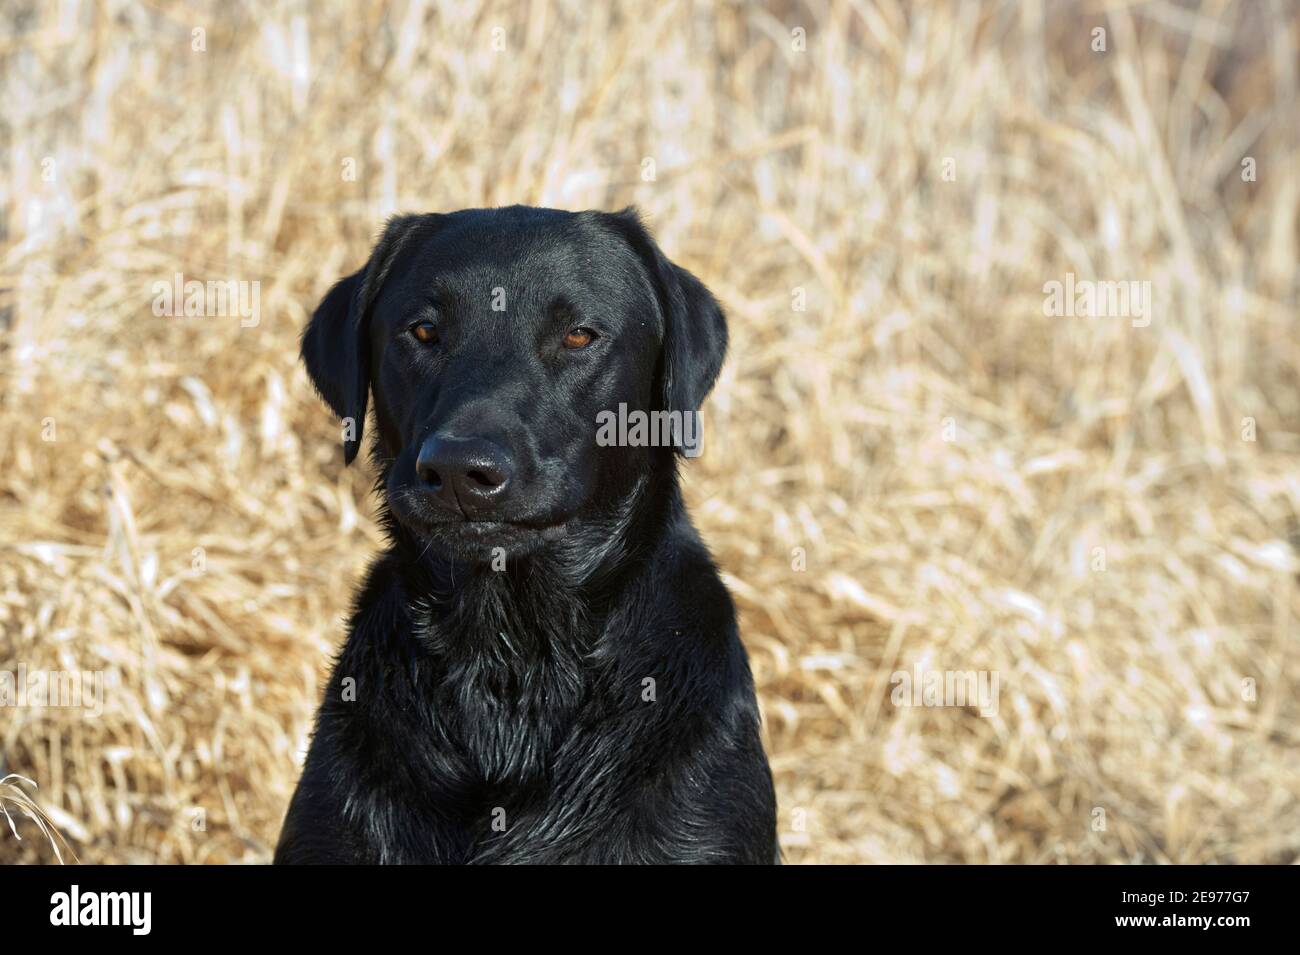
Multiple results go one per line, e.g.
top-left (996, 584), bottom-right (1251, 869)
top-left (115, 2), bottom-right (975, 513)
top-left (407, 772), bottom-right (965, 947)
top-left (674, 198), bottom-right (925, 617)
top-left (1, 0), bottom-right (1298, 863)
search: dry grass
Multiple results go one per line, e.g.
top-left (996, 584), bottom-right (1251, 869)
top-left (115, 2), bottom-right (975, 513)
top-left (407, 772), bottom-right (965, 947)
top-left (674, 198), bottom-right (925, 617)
top-left (2, 0), bottom-right (1298, 864)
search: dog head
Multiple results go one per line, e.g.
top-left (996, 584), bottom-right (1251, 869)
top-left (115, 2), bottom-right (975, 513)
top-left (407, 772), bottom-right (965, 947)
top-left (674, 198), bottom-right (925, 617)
top-left (301, 206), bottom-right (727, 562)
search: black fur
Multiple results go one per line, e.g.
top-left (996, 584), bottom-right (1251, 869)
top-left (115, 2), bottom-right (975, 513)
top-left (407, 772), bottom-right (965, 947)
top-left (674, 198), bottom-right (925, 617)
top-left (276, 206), bottom-right (776, 864)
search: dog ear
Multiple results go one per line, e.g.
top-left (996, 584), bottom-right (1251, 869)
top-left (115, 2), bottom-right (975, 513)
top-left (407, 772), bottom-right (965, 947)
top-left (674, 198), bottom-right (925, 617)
top-left (301, 214), bottom-right (433, 464)
top-left (301, 270), bottom-right (367, 464)
top-left (601, 208), bottom-right (728, 456)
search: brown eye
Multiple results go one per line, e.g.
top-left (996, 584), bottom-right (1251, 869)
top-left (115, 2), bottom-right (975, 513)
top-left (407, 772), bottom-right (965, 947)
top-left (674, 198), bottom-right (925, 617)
top-left (563, 327), bottom-right (595, 349)
top-left (410, 321), bottom-right (439, 344)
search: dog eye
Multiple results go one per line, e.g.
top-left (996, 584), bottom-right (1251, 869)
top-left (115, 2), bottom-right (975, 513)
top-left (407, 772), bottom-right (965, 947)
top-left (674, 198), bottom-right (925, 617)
top-left (409, 320), bottom-right (439, 345)
top-left (563, 327), bottom-right (596, 349)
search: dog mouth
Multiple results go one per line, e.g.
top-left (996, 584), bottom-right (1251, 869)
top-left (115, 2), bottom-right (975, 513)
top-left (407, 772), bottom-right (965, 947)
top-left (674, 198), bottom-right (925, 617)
top-left (425, 517), bottom-right (569, 541)
top-left (387, 489), bottom-right (568, 549)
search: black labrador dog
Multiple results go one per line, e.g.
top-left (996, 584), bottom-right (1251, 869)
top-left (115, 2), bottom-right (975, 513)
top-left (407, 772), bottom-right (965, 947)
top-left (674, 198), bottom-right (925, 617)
top-left (275, 206), bottom-right (776, 864)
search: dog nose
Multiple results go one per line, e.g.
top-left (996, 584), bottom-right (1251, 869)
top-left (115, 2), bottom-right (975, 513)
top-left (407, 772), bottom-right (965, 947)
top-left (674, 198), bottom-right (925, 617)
top-left (415, 434), bottom-right (514, 515)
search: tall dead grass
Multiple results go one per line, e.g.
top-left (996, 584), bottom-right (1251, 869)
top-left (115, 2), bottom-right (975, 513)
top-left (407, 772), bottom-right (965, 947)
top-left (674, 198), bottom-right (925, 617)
top-left (1, 0), bottom-right (1297, 864)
